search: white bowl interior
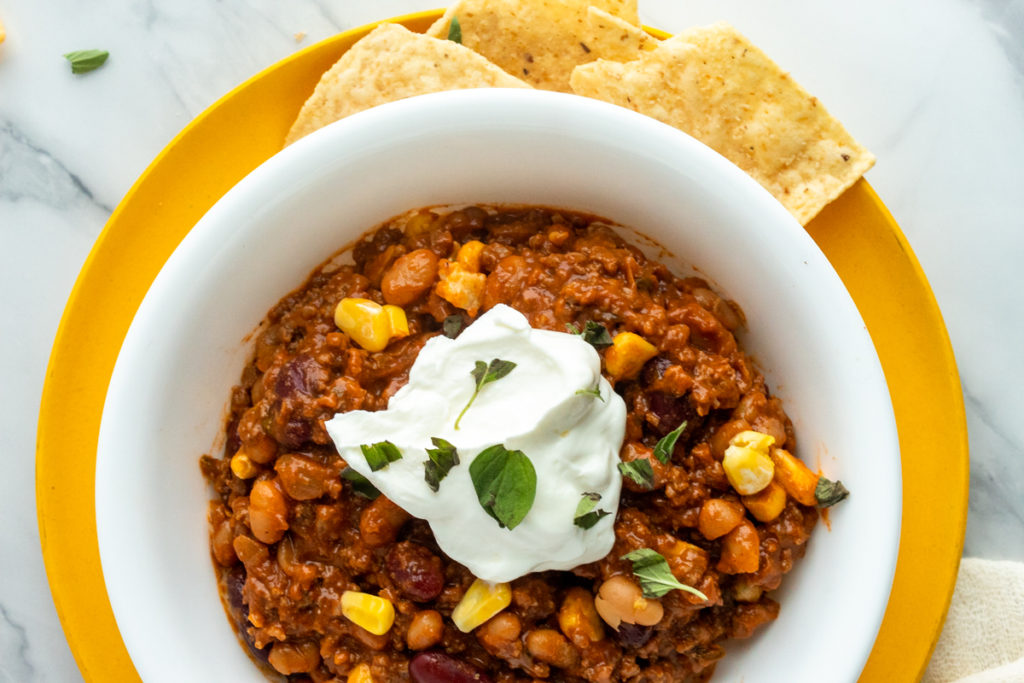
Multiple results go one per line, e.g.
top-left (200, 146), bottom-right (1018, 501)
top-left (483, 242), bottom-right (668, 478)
top-left (97, 89), bottom-right (900, 682)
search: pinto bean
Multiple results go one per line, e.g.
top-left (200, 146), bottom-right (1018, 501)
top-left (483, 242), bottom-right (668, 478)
top-left (526, 629), bottom-right (578, 669)
top-left (359, 496), bottom-right (411, 548)
top-left (407, 610), bottom-right (444, 651)
top-left (249, 478), bottom-right (289, 544)
top-left (382, 249), bottom-right (439, 306)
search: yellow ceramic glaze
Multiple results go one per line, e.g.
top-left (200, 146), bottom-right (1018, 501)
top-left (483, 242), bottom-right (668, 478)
top-left (36, 11), bottom-right (967, 682)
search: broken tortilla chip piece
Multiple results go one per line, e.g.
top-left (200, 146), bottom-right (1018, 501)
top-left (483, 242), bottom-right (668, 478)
top-left (285, 23), bottom-right (530, 145)
top-left (570, 22), bottom-right (875, 225)
top-left (426, 0), bottom-right (646, 92)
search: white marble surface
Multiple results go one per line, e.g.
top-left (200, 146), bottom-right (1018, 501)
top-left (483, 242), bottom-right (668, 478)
top-left (1, 0), bottom-right (1021, 680)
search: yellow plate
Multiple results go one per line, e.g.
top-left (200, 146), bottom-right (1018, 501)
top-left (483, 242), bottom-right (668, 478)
top-left (36, 10), bottom-right (967, 682)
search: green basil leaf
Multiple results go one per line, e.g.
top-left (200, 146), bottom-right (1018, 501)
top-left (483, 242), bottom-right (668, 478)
top-left (456, 358), bottom-right (517, 429)
top-left (653, 421), bottom-right (687, 464)
top-left (64, 49), bottom-right (109, 74)
top-left (469, 444), bottom-right (536, 530)
top-left (621, 548), bottom-right (708, 601)
top-left (574, 491), bottom-right (611, 529)
top-left (617, 459), bottom-right (654, 489)
top-left (341, 468), bottom-right (380, 500)
top-left (575, 385), bottom-right (604, 401)
top-left (443, 315), bottom-right (466, 339)
top-left (815, 476), bottom-right (850, 507)
top-left (447, 16), bottom-right (462, 44)
top-left (424, 437), bottom-right (460, 492)
top-left (360, 440), bottom-right (403, 472)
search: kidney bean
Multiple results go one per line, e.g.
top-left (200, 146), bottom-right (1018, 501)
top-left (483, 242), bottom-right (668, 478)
top-left (224, 567), bottom-right (269, 663)
top-left (615, 622), bottom-right (653, 648)
top-left (409, 652), bottom-right (493, 683)
top-left (275, 354), bottom-right (319, 398)
top-left (386, 542), bottom-right (444, 602)
top-left (647, 392), bottom-right (698, 438)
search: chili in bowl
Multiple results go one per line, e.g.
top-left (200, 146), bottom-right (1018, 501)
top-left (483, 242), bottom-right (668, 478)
top-left (96, 89), bottom-right (900, 683)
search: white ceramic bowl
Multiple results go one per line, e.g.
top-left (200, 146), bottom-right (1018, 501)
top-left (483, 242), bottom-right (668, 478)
top-left (97, 89), bottom-right (900, 682)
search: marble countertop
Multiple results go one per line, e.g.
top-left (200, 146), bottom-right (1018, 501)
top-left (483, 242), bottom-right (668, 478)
top-left (2, 0), bottom-right (1021, 679)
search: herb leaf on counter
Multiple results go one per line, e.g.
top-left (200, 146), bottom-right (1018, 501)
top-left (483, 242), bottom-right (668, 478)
top-left (617, 459), bottom-right (654, 489)
top-left (341, 468), bottom-right (381, 500)
top-left (64, 49), bottom-right (109, 74)
top-left (815, 476), bottom-right (850, 507)
top-left (574, 491), bottom-right (611, 529)
top-left (424, 437), bottom-right (460, 492)
top-left (455, 358), bottom-right (517, 429)
top-left (469, 444), bottom-right (536, 529)
top-left (622, 548), bottom-right (708, 600)
top-left (653, 421), bottom-right (687, 464)
top-left (360, 440), bottom-right (403, 471)
top-left (447, 16), bottom-right (463, 44)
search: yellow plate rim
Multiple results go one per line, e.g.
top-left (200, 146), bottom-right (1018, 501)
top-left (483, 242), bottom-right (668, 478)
top-left (36, 10), bottom-right (967, 682)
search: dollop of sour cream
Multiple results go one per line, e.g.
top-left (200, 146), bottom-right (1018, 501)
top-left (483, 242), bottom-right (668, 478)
top-left (326, 304), bottom-right (626, 583)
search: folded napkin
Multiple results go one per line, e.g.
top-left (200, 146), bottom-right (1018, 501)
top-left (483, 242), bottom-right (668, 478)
top-left (922, 558), bottom-right (1024, 682)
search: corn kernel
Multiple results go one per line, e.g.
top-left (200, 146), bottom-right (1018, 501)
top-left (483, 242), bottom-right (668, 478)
top-left (347, 663), bottom-right (374, 683)
top-left (341, 591), bottom-right (395, 636)
top-left (770, 448), bottom-right (820, 506)
top-left (334, 297), bottom-right (407, 352)
top-left (382, 304), bottom-right (409, 338)
top-left (741, 479), bottom-right (787, 522)
top-left (723, 430), bottom-right (775, 495)
top-left (230, 450), bottom-right (258, 479)
top-left (435, 260), bottom-right (486, 317)
top-left (604, 332), bottom-right (658, 381)
top-left (451, 578), bottom-right (512, 633)
top-left (456, 240), bottom-right (486, 272)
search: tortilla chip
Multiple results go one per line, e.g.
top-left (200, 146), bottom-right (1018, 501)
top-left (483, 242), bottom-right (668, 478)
top-left (285, 23), bottom-right (530, 145)
top-left (426, 0), bottom-right (646, 92)
top-left (570, 22), bottom-right (875, 225)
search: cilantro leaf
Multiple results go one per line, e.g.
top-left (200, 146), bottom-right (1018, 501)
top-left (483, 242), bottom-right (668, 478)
top-left (447, 16), bottom-right (462, 44)
top-left (341, 468), bottom-right (380, 500)
top-left (360, 440), bottom-right (403, 471)
top-left (653, 421), bottom-right (687, 464)
top-left (64, 49), bottom-right (109, 74)
top-left (424, 437), bottom-right (460, 492)
top-left (443, 315), bottom-right (466, 339)
top-left (455, 358), bottom-right (517, 429)
top-left (469, 444), bottom-right (536, 530)
top-left (567, 320), bottom-right (613, 348)
top-left (575, 385), bottom-right (605, 401)
top-left (621, 548), bottom-right (708, 600)
top-left (574, 491), bottom-right (611, 529)
top-left (617, 459), bottom-right (654, 489)
top-left (815, 476), bottom-right (850, 507)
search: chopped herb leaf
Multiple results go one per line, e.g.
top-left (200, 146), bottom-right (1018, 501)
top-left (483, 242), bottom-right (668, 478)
top-left (443, 315), bottom-right (466, 339)
top-left (447, 16), bottom-right (462, 44)
top-left (424, 437), bottom-right (460, 492)
top-left (341, 468), bottom-right (380, 500)
top-left (568, 320), bottom-right (613, 348)
top-left (617, 459), bottom-right (654, 489)
top-left (64, 49), bottom-right (109, 74)
top-left (575, 385), bottom-right (604, 401)
top-left (469, 444), bottom-right (536, 530)
top-left (574, 491), bottom-right (611, 529)
top-left (815, 476), bottom-right (850, 507)
top-left (360, 440), bottom-right (403, 471)
top-left (455, 358), bottom-right (517, 429)
top-left (621, 548), bottom-right (708, 600)
top-left (653, 421), bottom-right (687, 464)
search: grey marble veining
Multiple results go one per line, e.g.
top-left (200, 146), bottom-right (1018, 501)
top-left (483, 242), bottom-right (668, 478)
top-left (2, 1), bottom-right (1022, 680)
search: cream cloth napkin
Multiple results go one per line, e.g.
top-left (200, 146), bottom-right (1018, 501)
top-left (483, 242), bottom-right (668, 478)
top-left (922, 559), bottom-right (1024, 682)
